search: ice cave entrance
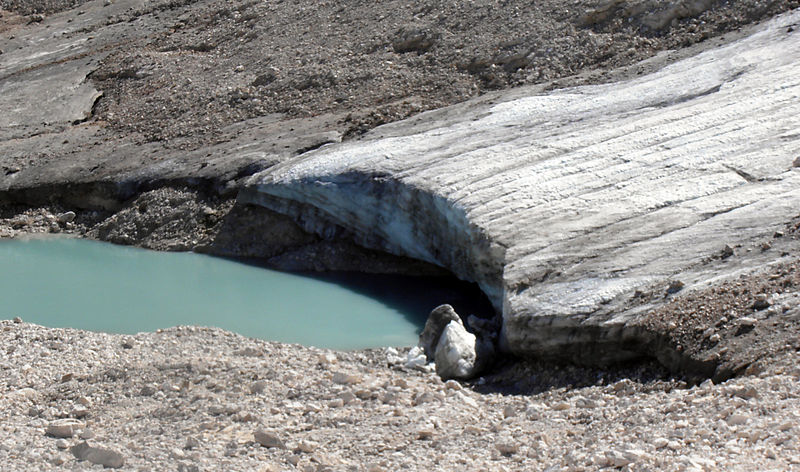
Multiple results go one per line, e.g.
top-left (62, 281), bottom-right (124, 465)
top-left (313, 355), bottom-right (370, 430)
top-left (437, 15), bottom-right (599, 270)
top-left (0, 237), bottom-right (490, 349)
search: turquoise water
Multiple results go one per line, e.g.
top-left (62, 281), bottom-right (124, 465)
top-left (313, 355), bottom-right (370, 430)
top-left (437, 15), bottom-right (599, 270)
top-left (0, 237), bottom-right (490, 349)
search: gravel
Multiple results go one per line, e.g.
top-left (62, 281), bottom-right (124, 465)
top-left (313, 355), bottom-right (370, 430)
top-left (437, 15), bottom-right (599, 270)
top-left (6, 0), bottom-right (797, 147)
top-left (2, 321), bottom-right (799, 470)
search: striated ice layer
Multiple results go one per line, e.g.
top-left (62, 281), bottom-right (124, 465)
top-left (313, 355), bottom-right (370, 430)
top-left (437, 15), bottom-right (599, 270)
top-left (244, 10), bottom-right (800, 363)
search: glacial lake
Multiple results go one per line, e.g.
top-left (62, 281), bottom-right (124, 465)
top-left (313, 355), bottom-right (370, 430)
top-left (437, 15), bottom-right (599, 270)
top-left (0, 237), bottom-right (491, 350)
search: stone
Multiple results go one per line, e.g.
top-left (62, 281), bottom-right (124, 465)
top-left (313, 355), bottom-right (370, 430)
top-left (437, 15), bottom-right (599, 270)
top-left (332, 372), bottom-right (361, 385)
top-left (653, 438), bottom-right (669, 449)
top-left (296, 440), bottom-right (317, 453)
top-left (727, 414), bottom-right (748, 426)
top-left (753, 294), bottom-right (771, 310)
top-left (46, 419), bottom-right (84, 438)
top-left (434, 321), bottom-right (480, 380)
top-left (721, 244), bottom-right (735, 258)
top-left (254, 429), bottom-right (286, 449)
top-left (667, 280), bottom-right (685, 294)
top-left (735, 317), bottom-right (757, 335)
top-left (327, 398), bottom-right (344, 408)
top-left (604, 449), bottom-right (644, 467)
top-left (318, 352), bottom-right (337, 365)
top-left (250, 380), bottom-right (268, 394)
top-left (55, 439), bottom-right (69, 449)
top-left (496, 442), bottom-right (519, 455)
top-left (338, 390), bottom-right (357, 405)
top-left (184, 437), bottom-right (200, 450)
top-left (403, 346), bottom-right (431, 371)
top-left (57, 211), bottom-right (76, 223)
top-left (70, 441), bottom-right (125, 468)
top-left (419, 304), bottom-right (462, 361)
top-left (392, 29), bottom-right (436, 54)
top-left (71, 406), bottom-right (89, 418)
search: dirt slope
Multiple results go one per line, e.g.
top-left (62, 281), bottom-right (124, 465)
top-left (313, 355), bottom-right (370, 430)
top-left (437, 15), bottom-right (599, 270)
top-left (4, 0), bottom-right (798, 147)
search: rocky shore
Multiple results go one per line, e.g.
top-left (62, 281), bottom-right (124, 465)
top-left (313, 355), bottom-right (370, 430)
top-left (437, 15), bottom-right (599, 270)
top-left (2, 320), bottom-right (800, 471)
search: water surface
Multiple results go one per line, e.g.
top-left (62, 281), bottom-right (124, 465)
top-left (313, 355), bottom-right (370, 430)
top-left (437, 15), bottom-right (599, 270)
top-left (0, 237), bottom-right (490, 349)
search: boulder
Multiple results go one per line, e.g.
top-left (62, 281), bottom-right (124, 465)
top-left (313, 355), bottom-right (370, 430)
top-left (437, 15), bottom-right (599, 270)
top-left (434, 321), bottom-right (482, 380)
top-left (418, 304), bottom-right (461, 361)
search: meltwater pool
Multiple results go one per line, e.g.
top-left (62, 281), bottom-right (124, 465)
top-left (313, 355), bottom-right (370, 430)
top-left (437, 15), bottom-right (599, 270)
top-left (0, 237), bottom-right (490, 349)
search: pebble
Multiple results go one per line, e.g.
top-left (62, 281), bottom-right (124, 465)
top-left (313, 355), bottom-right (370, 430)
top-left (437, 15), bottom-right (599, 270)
top-left (318, 353), bottom-right (337, 365)
top-left (551, 402), bottom-right (570, 411)
top-left (332, 372), bottom-right (361, 385)
top-left (70, 441), bottom-right (125, 468)
top-left (184, 436), bottom-right (200, 450)
top-left (338, 390), bottom-right (357, 405)
top-left (328, 398), bottom-right (344, 408)
top-left (667, 440), bottom-right (682, 451)
top-left (727, 414), bottom-right (749, 426)
top-left (250, 380), bottom-right (268, 394)
top-left (653, 438), bottom-right (669, 449)
top-left (56, 211), bottom-right (76, 223)
top-left (495, 442), bottom-right (519, 455)
top-left (71, 406), bottom-right (89, 418)
top-left (46, 419), bottom-right (84, 438)
top-left (753, 294), bottom-right (771, 310)
top-left (296, 440), bottom-right (317, 453)
top-left (254, 429), bottom-right (286, 449)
